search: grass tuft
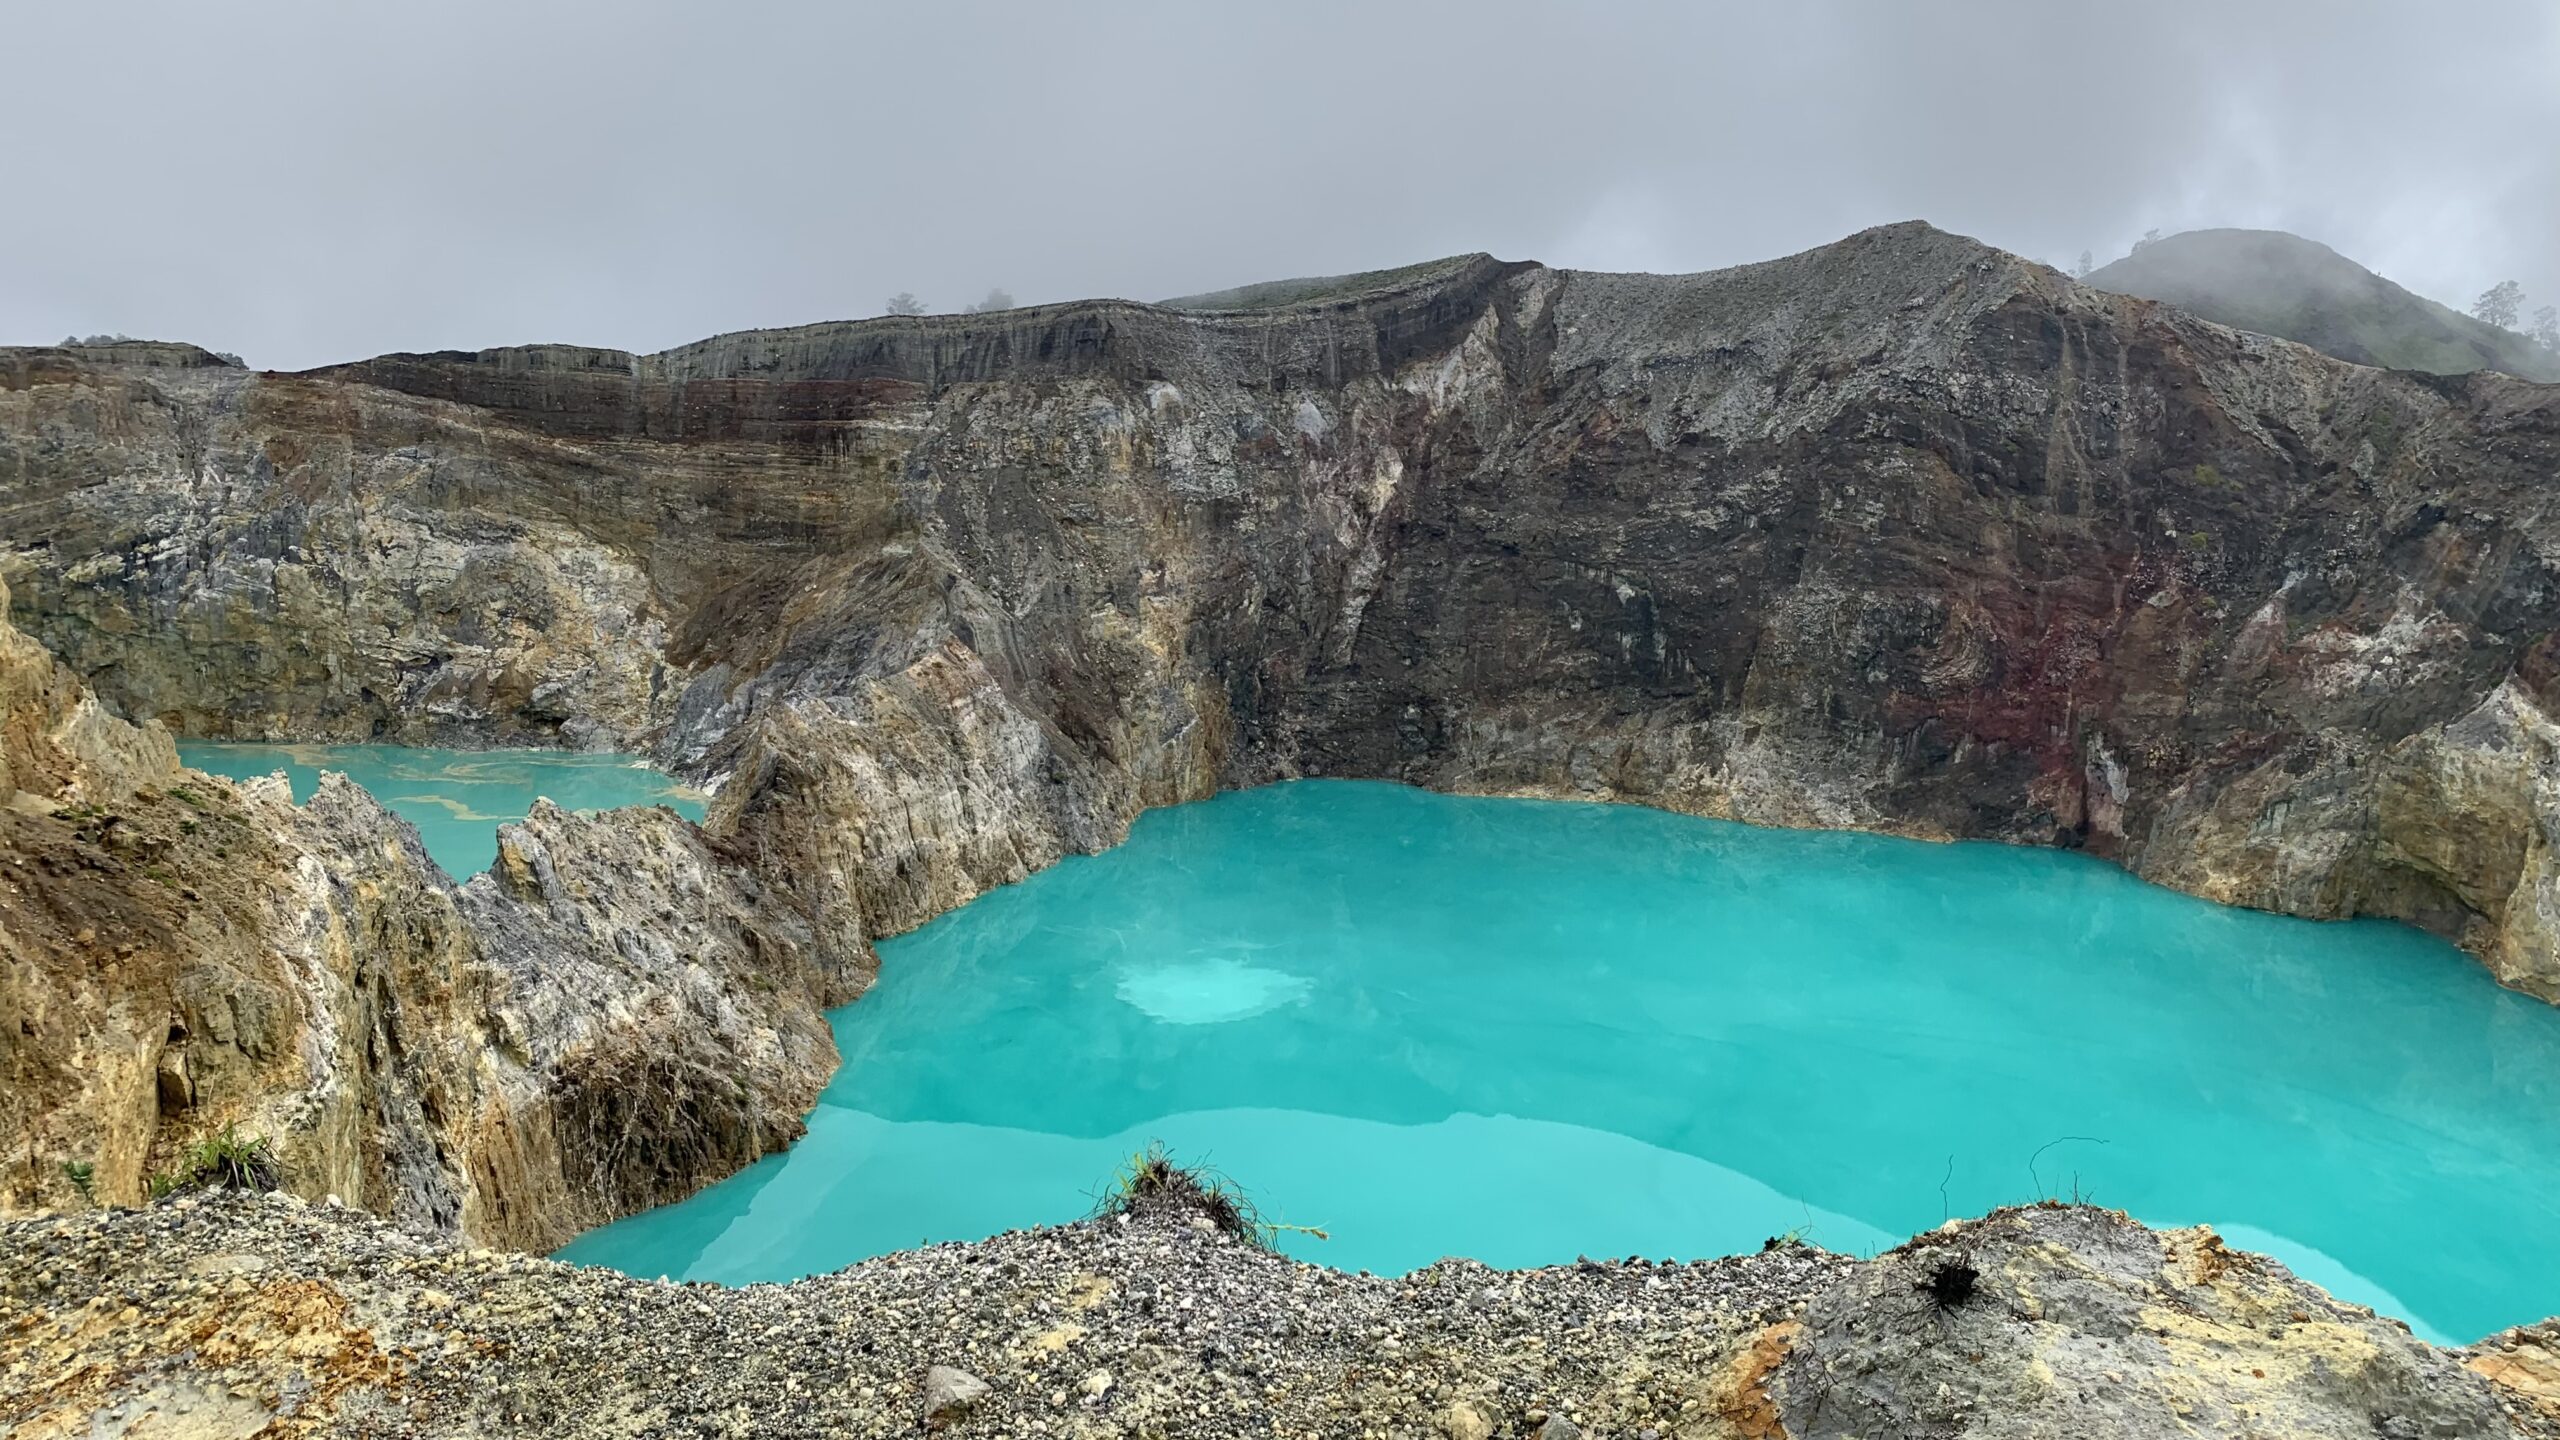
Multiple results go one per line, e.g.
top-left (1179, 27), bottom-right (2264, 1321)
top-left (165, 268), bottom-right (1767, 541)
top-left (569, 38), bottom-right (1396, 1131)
top-left (148, 1124), bottom-right (280, 1200)
top-left (1089, 1142), bottom-right (1326, 1251)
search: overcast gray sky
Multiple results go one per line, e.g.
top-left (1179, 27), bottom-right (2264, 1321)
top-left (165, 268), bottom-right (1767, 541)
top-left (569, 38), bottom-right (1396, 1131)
top-left (8, 1), bottom-right (2554, 370)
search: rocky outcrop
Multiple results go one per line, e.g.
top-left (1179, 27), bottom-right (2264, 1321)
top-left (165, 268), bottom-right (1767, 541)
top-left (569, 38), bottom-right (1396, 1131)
top-left (8, 222), bottom-right (2559, 999)
top-left (4, 1191), bottom-right (2551, 1439)
top-left (0, 586), bottom-right (859, 1249)
top-left (1782, 1209), bottom-right (2518, 1437)
top-left (0, 573), bottom-right (176, 804)
top-left (2144, 676), bottom-right (2560, 997)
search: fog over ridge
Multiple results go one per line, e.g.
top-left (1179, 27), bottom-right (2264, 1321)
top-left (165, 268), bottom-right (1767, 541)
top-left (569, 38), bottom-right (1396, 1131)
top-left (6, 0), bottom-right (2553, 370)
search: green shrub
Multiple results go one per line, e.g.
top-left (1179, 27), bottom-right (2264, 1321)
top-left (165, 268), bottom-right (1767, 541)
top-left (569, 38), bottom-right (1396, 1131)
top-left (150, 1124), bottom-right (281, 1200)
top-left (184, 1125), bottom-right (280, 1191)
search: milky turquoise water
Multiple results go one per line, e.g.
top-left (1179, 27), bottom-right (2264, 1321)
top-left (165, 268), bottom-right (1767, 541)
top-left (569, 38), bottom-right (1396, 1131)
top-left (176, 742), bottom-right (704, 880)
top-left (530, 778), bottom-right (2560, 1342)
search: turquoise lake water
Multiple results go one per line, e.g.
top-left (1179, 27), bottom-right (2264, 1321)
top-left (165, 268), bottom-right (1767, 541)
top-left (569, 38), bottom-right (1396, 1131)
top-left (177, 742), bottom-right (704, 879)
top-left (530, 777), bottom-right (2560, 1342)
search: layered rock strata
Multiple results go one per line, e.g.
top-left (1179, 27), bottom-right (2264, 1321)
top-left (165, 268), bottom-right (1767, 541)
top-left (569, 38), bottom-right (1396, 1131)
top-left (6, 226), bottom-right (2558, 995)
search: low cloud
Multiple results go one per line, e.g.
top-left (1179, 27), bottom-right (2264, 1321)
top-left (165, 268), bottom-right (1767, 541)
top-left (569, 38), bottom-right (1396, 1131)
top-left (6, 0), bottom-right (2551, 368)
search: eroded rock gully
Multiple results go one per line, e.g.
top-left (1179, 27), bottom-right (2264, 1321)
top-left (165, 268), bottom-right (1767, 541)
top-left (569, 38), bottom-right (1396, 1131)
top-left (3, 224), bottom-right (2559, 1432)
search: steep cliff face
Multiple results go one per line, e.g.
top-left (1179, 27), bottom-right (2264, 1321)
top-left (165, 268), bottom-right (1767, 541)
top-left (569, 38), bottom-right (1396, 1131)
top-left (7, 223), bottom-right (2560, 1002)
top-left (0, 583), bottom-right (860, 1247)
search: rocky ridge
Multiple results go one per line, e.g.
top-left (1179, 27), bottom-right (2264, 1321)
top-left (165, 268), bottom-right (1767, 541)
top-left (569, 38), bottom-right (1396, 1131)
top-left (4, 1189), bottom-right (2555, 1439)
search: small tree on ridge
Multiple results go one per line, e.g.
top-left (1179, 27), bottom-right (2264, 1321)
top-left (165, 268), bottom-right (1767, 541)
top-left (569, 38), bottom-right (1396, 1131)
top-left (2473, 279), bottom-right (2525, 330)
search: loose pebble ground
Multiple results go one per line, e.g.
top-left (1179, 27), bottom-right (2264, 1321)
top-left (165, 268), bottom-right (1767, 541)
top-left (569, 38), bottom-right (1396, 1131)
top-left (3, 1189), bottom-right (2552, 1438)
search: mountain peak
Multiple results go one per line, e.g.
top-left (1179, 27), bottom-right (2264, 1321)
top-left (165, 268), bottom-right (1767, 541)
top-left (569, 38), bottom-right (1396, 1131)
top-left (2085, 229), bottom-right (2556, 382)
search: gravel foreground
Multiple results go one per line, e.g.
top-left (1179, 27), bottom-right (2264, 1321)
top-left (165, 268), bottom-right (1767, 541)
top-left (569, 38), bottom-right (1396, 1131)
top-left (5, 1190), bottom-right (2558, 1439)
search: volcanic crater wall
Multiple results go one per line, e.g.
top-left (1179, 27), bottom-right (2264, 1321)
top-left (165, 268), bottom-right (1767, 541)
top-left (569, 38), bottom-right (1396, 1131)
top-left (10, 224), bottom-right (2559, 984)
top-left (7, 221), bottom-right (2560, 1241)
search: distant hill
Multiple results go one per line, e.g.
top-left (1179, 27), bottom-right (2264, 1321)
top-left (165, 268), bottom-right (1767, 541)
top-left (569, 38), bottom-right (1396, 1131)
top-left (2085, 229), bottom-right (2558, 382)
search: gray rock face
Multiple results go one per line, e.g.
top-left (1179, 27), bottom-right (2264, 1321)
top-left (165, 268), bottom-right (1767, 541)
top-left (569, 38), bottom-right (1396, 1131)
top-left (8, 222), bottom-right (2560, 998)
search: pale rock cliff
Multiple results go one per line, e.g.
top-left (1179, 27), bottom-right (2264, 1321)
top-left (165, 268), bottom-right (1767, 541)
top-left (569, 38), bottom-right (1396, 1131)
top-left (0, 585), bottom-right (859, 1248)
